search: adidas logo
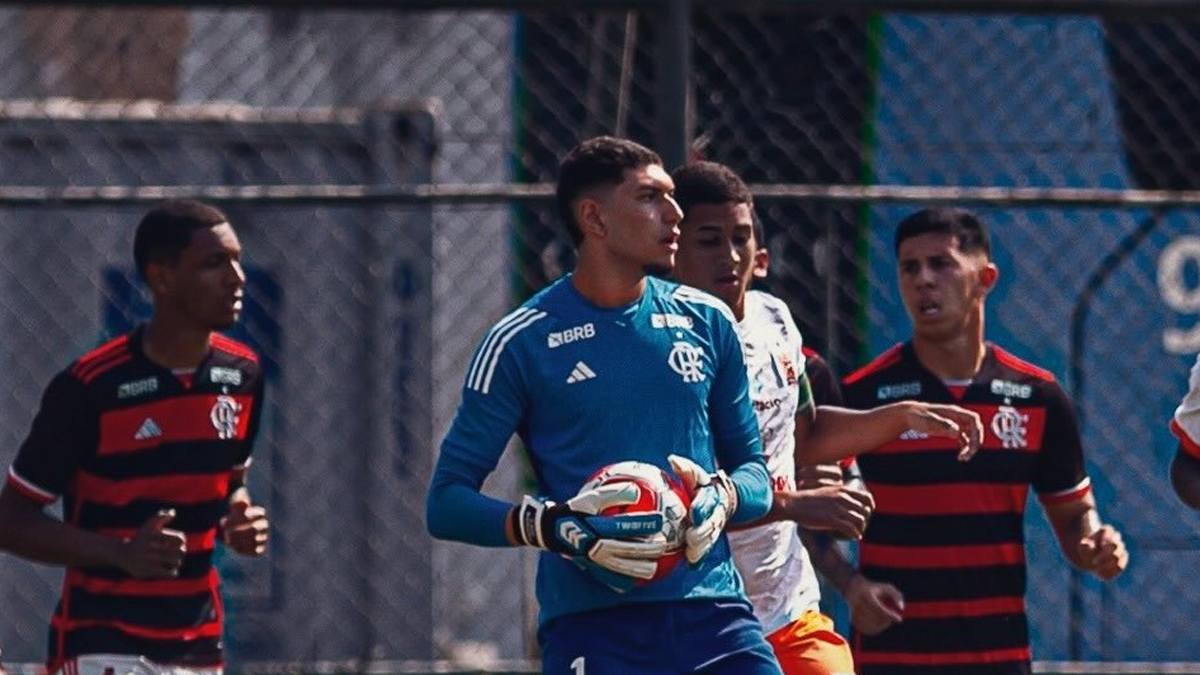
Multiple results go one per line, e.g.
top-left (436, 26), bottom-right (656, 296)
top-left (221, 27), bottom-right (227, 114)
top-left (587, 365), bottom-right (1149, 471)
top-left (134, 418), bottom-right (162, 440)
top-left (566, 361), bottom-right (596, 384)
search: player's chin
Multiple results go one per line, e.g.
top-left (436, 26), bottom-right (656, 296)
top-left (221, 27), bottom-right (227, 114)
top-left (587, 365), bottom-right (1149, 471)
top-left (210, 312), bottom-right (241, 330)
top-left (643, 260), bottom-right (674, 278)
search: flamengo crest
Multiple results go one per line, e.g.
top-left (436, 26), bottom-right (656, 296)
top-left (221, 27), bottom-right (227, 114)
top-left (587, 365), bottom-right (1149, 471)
top-left (668, 341), bottom-right (706, 383)
top-left (991, 405), bottom-right (1029, 449)
top-left (210, 395), bottom-right (243, 440)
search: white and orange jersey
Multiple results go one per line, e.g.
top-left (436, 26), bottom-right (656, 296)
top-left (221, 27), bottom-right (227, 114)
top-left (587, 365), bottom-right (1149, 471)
top-left (727, 290), bottom-right (821, 634)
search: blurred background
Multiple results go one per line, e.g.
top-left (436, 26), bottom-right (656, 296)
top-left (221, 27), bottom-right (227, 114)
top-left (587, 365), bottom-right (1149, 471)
top-left (0, 1), bottom-right (1199, 673)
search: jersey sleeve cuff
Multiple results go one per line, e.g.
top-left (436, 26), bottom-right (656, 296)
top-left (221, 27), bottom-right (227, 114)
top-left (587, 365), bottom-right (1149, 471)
top-left (6, 466), bottom-right (57, 505)
top-left (1171, 418), bottom-right (1200, 459)
top-left (1037, 477), bottom-right (1092, 506)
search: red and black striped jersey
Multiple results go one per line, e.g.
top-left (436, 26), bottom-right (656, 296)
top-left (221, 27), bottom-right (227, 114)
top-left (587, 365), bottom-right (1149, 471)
top-left (5, 327), bottom-right (264, 671)
top-left (841, 342), bottom-right (1089, 675)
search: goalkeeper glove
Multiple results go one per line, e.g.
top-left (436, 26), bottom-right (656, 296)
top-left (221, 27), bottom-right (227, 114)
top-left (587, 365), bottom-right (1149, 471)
top-left (510, 482), bottom-right (667, 592)
top-left (667, 454), bottom-right (739, 565)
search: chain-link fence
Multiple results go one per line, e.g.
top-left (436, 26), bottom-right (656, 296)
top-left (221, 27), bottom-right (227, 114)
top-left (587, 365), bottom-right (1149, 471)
top-left (1, 3), bottom-right (1200, 674)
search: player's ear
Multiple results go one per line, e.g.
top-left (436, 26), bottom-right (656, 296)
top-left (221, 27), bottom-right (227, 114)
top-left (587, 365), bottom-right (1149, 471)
top-left (577, 197), bottom-right (607, 240)
top-left (143, 261), bottom-right (175, 297)
top-left (752, 247), bottom-right (770, 279)
top-left (978, 262), bottom-right (999, 295)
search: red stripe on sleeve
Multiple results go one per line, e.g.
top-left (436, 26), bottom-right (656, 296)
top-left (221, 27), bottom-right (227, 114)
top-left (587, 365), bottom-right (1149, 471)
top-left (75, 471), bottom-right (232, 506)
top-left (98, 394), bottom-right (255, 456)
top-left (72, 568), bottom-right (218, 597)
top-left (1038, 478), bottom-right (1092, 506)
top-left (869, 483), bottom-right (1028, 515)
top-left (1171, 419), bottom-right (1200, 459)
top-left (7, 467), bottom-right (57, 504)
top-left (900, 596), bottom-right (1026, 619)
top-left (860, 542), bottom-right (1025, 569)
top-left (856, 646), bottom-right (1031, 666)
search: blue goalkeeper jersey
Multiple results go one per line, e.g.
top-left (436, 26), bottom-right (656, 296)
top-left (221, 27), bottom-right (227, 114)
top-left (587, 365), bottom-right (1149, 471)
top-left (428, 274), bottom-right (770, 624)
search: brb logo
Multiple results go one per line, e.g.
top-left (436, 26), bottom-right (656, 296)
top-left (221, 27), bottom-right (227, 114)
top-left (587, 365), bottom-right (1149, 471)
top-left (548, 323), bottom-right (596, 349)
top-left (668, 341), bottom-right (706, 383)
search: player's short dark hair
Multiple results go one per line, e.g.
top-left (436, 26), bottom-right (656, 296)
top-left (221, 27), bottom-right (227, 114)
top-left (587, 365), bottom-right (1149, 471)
top-left (894, 207), bottom-right (991, 259)
top-left (556, 136), bottom-right (663, 245)
top-left (671, 161), bottom-right (764, 244)
top-left (134, 199), bottom-right (230, 280)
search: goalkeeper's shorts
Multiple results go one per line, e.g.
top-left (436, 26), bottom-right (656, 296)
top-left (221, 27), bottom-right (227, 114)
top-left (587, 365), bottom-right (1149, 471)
top-left (53, 655), bottom-right (221, 675)
top-left (767, 610), bottom-right (855, 675)
top-left (541, 598), bottom-right (782, 675)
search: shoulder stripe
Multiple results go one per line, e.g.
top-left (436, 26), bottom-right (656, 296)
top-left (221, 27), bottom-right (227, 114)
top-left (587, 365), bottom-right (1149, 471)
top-left (79, 354), bottom-right (133, 384)
top-left (992, 346), bottom-right (1055, 381)
top-left (475, 311), bottom-right (547, 395)
top-left (843, 343), bottom-right (905, 385)
top-left (467, 308), bottom-right (547, 394)
top-left (72, 335), bottom-right (130, 370)
top-left (211, 334), bottom-right (259, 363)
top-left (673, 286), bottom-right (736, 323)
top-left (466, 307), bottom-right (538, 390)
top-left (71, 335), bottom-right (131, 379)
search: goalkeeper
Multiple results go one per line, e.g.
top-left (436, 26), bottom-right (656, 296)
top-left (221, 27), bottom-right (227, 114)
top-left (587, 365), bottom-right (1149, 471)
top-left (426, 136), bottom-right (781, 675)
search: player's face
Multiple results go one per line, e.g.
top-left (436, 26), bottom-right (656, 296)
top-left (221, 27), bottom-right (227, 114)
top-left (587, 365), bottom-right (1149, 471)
top-left (167, 223), bottom-right (246, 330)
top-left (595, 163), bottom-right (683, 276)
top-left (896, 232), bottom-right (994, 341)
top-left (673, 201), bottom-right (764, 320)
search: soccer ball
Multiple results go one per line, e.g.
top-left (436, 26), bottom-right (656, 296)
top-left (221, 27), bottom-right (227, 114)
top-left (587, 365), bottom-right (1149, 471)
top-left (580, 460), bottom-right (691, 584)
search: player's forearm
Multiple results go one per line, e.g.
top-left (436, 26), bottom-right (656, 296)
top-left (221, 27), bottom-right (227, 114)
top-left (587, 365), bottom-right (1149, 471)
top-left (1045, 494), bottom-right (1101, 569)
top-left (1171, 449), bottom-right (1200, 510)
top-left (727, 458), bottom-right (771, 524)
top-left (426, 480), bottom-right (514, 547)
top-left (0, 492), bottom-right (126, 569)
top-left (798, 404), bottom-right (911, 465)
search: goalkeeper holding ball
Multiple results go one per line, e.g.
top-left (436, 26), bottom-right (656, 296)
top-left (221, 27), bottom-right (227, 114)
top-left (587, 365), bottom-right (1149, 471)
top-left (427, 136), bottom-right (784, 675)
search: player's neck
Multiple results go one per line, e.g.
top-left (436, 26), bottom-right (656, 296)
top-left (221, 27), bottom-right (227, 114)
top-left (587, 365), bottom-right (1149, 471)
top-left (571, 255), bottom-right (646, 308)
top-left (912, 316), bottom-right (987, 381)
top-left (142, 315), bottom-right (213, 370)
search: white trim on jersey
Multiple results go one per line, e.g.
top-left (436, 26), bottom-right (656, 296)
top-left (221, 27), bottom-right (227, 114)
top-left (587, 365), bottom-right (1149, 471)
top-left (673, 286), bottom-right (736, 323)
top-left (7, 465), bottom-right (56, 503)
top-left (467, 307), bottom-right (547, 394)
top-left (1041, 476), bottom-right (1092, 501)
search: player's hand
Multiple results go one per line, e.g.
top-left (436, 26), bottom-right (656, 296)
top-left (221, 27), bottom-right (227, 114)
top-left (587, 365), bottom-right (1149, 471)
top-left (796, 463), bottom-right (843, 489)
top-left (901, 402), bottom-right (984, 461)
top-left (510, 485), bottom-right (667, 591)
top-left (846, 573), bottom-right (905, 636)
top-left (121, 509), bottom-right (187, 578)
top-left (1078, 524), bottom-right (1128, 580)
top-left (667, 454), bottom-right (738, 565)
top-left (784, 484), bottom-right (874, 539)
top-left (221, 500), bottom-right (270, 556)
